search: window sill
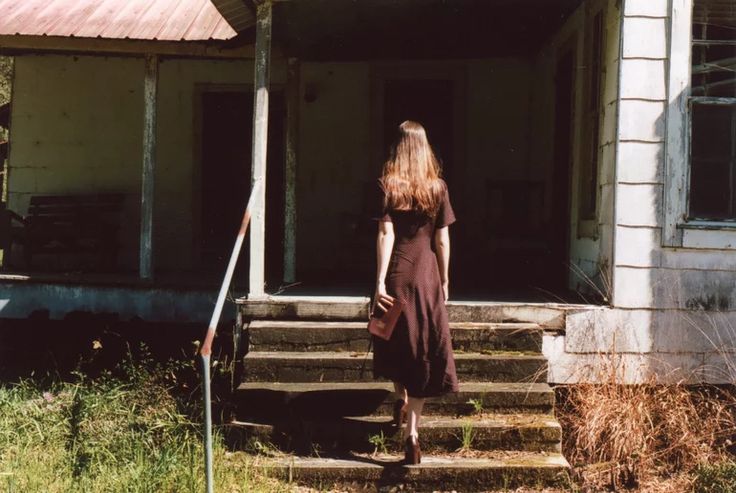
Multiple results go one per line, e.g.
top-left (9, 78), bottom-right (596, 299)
top-left (677, 221), bottom-right (736, 250)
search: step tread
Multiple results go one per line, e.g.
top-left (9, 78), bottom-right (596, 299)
top-left (248, 320), bottom-right (542, 330)
top-left (244, 351), bottom-right (546, 360)
top-left (233, 413), bottom-right (561, 429)
top-left (253, 451), bottom-right (571, 489)
top-left (345, 413), bottom-right (561, 429)
top-left (246, 321), bottom-right (544, 353)
top-left (256, 451), bottom-right (570, 469)
top-left (237, 296), bottom-right (579, 328)
top-left (237, 381), bottom-right (553, 394)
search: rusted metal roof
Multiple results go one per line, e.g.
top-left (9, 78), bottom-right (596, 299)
top-left (0, 0), bottom-right (249, 41)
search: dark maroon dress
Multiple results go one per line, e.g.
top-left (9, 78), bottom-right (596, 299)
top-left (371, 178), bottom-right (459, 398)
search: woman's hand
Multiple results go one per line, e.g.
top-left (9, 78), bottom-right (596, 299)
top-left (442, 280), bottom-right (449, 302)
top-left (374, 282), bottom-right (395, 313)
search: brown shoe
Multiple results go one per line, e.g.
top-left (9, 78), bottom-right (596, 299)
top-left (404, 435), bottom-right (421, 465)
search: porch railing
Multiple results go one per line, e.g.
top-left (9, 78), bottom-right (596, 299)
top-left (199, 178), bottom-right (262, 493)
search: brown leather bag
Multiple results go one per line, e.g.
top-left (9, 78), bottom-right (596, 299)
top-left (368, 298), bottom-right (405, 341)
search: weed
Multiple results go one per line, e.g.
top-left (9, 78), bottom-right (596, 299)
top-left (467, 398), bottom-right (484, 415)
top-left (368, 430), bottom-right (389, 455)
top-left (245, 437), bottom-right (282, 457)
top-left (459, 422), bottom-right (476, 451)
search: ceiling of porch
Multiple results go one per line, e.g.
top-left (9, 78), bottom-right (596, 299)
top-left (272, 0), bottom-right (585, 60)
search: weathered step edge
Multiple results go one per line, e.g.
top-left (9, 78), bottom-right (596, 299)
top-left (241, 351), bottom-right (548, 384)
top-left (245, 321), bottom-right (543, 352)
top-left (250, 454), bottom-right (572, 491)
top-left (226, 413), bottom-right (562, 453)
top-left (235, 381), bottom-right (556, 417)
top-left (237, 296), bottom-right (583, 329)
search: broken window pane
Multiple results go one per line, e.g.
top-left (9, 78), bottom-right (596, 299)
top-left (692, 0), bottom-right (736, 97)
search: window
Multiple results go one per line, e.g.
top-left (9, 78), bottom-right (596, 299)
top-left (579, 10), bottom-right (604, 221)
top-left (689, 0), bottom-right (736, 220)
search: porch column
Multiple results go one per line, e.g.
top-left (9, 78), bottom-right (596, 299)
top-left (140, 53), bottom-right (158, 281)
top-left (284, 57), bottom-right (299, 283)
top-left (249, 1), bottom-right (272, 297)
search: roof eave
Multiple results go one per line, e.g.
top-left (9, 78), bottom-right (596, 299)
top-left (0, 34), bottom-right (257, 59)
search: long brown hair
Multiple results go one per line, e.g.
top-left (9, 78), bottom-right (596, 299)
top-left (380, 120), bottom-right (444, 217)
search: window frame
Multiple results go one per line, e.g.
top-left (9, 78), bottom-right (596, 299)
top-left (663, 0), bottom-right (736, 248)
top-left (578, 8), bottom-right (606, 223)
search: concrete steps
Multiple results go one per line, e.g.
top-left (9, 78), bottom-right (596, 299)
top-left (235, 381), bottom-right (555, 417)
top-left (242, 351), bottom-right (547, 383)
top-left (233, 297), bottom-right (570, 489)
top-left (250, 453), bottom-right (571, 491)
top-left (227, 412), bottom-right (561, 454)
top-left (238, 296), bottom-right (575, 328)
top-left (246, 320), bottom-right (543, 352)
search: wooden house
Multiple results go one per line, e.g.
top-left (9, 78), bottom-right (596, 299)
top-left (0, 0), bottom-right (734, 386)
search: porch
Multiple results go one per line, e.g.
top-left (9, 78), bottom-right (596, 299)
top-left (0, 0), bottom-right (618, 319)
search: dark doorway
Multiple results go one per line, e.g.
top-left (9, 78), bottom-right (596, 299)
top-left (383, 79), bottom-right (455, 183)
top-left (550, 48), bottom-right (575, 288)
top-left (320, 78), bottom-right (457, 291)
top-left (199, 90), bottom-right (285, 290)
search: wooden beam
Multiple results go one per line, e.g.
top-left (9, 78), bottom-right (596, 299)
top-left (284, 58), bottom-right (299, 283)
top-left (662, 0), bottom-right (693, 246)
top-left (249, 1), bottom-right (272, 298)
top-left (0, 35), bottom-right (256, 59)
top-left (140, 54), bottom-right (158, 281)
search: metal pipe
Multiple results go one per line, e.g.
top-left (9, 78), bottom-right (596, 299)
top-left (200, 178), bottom-right (263, 493)
top-left (202, 353), bottom-right (214, 493)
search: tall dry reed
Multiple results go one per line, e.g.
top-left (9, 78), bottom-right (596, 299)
top-left (557, 352), bottom-right (736, 491)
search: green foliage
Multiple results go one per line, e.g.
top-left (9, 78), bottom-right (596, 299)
top-left (0, 353), bottom-right (289, 493)
top-left (459, 422), bottom-right (476, 451)
top-left (467, 397), bottom-right (484, 415)
top-left (368, 430), bottom-right (389, 455)
top-left (693, 460), bottom-right (736, 493)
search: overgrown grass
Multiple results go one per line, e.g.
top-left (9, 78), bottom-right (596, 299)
top-left (0, 354), bottom-right (291, 493)
top-left (557, 352), bottom-right (736, 492)
top-left (693, 460), bottom-right (736, 493)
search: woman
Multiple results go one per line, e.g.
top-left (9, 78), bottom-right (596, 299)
top-left (371, 120), bottom-right (459, 465)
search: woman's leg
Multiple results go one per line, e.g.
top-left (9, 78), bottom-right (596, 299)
top-left (393, 381), bottom-right (407, 403)
top-left (392, 381), bottom-right (408, 425)
top-left (404, 396), bottom-right (425, 439)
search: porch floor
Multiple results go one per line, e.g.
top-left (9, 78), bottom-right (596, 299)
top-left (0, 270), bottom-right (601, 304)
top-left (0, 269), bottom-right (247, 290)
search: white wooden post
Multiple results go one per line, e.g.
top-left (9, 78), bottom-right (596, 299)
top-left (663, 0), bottom-right (693, 246)
top-left (249, 1), bottom-right (272, 297)
top-left (284, 57), bottom-right (299, 283)
top-left (140, 53), bottom-right (158, 280)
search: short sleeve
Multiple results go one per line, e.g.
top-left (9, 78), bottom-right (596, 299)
top-left (371, 179), bottom-right (392, 222)
top-left (435, 182), bottom-right (456, 228)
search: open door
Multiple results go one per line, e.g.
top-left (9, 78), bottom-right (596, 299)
top-left (550, 47), bottom-right (576, 289)
top-left (199, 89), bottom-right (286, 290)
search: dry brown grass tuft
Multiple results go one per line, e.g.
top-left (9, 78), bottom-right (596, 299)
top-left (557, 353), bottom-right (736, 491)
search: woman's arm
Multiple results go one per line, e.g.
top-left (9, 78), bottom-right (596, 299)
top-left (374, 220), bottom-right (396, 312)
top-left (434, 226), bottom-right (450, 302)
